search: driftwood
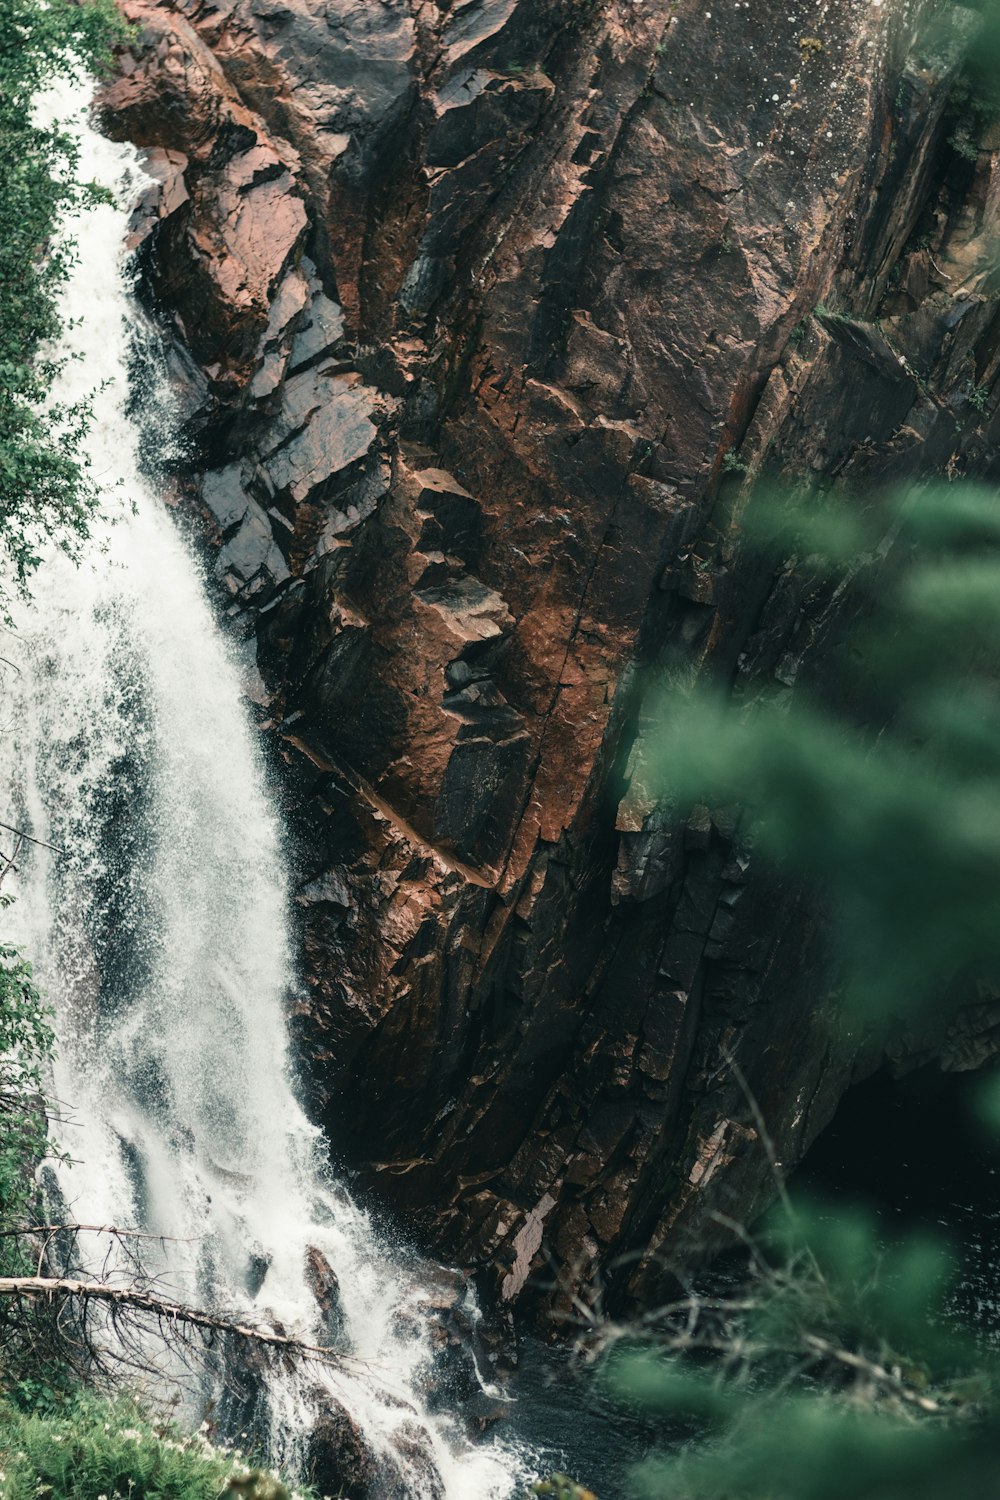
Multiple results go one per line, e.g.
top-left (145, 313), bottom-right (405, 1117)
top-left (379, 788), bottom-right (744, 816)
top-left (0, 1275), bottom-right (341, 1366)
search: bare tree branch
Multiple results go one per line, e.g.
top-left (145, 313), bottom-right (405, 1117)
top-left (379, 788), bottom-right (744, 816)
top-left (0, 1222), bottom-right (199, 1242)
top-left (721, 1044), bottom-right (797, 1226)
top-left (802, 1333), bottom-right (944, 1415)
top-left (0, 1276), bottom-right (341, 1366)
top-left (0, 820), bottom-right (65, 855)
top-left (0, 831), bottom-right (23, 887)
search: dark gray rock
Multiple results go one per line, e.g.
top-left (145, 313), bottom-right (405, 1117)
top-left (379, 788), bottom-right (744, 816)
top-left (216, 502), bottom-right (290, 588)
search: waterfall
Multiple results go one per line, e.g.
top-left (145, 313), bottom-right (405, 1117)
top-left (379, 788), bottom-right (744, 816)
top-left (0, 80), bottom-right (531, 1499)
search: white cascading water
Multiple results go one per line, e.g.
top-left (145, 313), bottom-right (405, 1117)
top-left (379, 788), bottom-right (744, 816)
top-left (1, 82), bottom-right (531, 1499)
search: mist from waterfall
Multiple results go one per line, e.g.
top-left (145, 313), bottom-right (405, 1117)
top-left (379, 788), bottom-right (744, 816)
top-left (0, 80), bottom-right (531, 1500)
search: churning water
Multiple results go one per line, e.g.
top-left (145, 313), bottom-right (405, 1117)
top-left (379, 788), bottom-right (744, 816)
top-left (0, 81), bottom-right (531, 1499)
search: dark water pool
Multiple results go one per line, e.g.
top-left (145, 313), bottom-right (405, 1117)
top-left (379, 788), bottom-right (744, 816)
top-left (796, 1062), bottom-right (1000, 1341)
top-left (507, 1063), bottom-right (1000, 1495)
top-left (503, 1335), bottom-right (670, 1499)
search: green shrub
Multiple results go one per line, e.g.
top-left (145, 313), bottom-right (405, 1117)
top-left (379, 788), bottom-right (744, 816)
top-left (596, 1195), bottom-right (1000, 1500)
top-left (0, 1395), bottom-right (303, 1500)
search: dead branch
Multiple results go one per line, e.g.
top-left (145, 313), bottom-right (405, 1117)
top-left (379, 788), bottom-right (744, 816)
top-left (721, 1044), bottom-right (797, 1226)
top-left (545, 1229), bottom-right (951, 1426)
top-left (0, 832), bottom-right (23, 887)
top-left (802, 1333), bottom-right (944, 1415)
top-left (0, 820), bottom-right (66, 855)
top-left (0, 1222), bottom-right (199, 1242)
top-left (0, 1275), bottom-right (341, 1366)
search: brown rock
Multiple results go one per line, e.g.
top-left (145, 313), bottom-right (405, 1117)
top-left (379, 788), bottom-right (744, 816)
top-left (305, 1245), bottom-right (344, 1340)
top-left (101, 0), bottom-right (1000, 1320)
top-left (99, 0), bottom-right (309, 380)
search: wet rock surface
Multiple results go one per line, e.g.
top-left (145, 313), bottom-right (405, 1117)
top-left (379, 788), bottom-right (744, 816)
top-left (101, 0), bottom-right (1000, 1318)
top-left (305, 1244), bottom-right (345, 1342)
top-left (309, 1387), bottom-right (447, 1500)
top-left (307, 1394), bottom-right (381, 1499)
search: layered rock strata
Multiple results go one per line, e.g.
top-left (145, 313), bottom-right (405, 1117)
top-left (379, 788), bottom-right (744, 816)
top-left (100, 0), bottom-right (1000, 1318)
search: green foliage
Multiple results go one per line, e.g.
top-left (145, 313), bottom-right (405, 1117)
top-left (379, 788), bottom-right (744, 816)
top-left (757, 1198), bottom-right (957, 1376)
top-left (609, 472), bottom-right (1000, 1496)
top-left (631, 1399), bottom-right (1000, 1500)
top-left (948, 122), bottom-right (981, 161)
top-left (8, 1367), bottom-right (78, 1420)
top-left (0, 939), bottom-right (58, 1244)
top-left (0, 0), bottom-right (127, 1413)
top-left (0, 1395), bottom-right (303, 1500)
top-left (0, 0), bottom-right (125, 616)
top-left (599, 1196), bottom-right (1000, 1500)
top-left (650, 483), bottom-right (1000, 1025)
top-left (916, 1), bottom-right (1000, 173)
top-left (0, 0), bottom-right (125, 1393)
top-left (0, 927), bottom-right (78, 1391)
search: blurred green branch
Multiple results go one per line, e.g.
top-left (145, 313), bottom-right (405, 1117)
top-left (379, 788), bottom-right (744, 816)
top-left (606, 474), bottom-right (1000, 1495)
top-left (646, 484), bottom-right (1000, 1027)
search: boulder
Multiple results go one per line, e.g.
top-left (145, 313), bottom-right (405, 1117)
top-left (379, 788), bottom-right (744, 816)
top-left (307, 1395), bottom-right (380, 1498)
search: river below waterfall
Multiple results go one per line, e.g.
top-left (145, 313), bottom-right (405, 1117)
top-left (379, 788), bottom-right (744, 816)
top-left (0, 82), bottom-right (539, 1500)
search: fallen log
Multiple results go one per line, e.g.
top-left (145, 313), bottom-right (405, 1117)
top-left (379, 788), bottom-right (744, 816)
top-left (0, 1275), bottom-right (340, 1364)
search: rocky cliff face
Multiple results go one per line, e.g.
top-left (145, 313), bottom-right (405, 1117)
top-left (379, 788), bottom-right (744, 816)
top-left (100, 0), bottom-right (1000, 1320)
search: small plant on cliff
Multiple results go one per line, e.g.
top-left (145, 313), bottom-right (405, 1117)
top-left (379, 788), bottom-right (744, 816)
top-left (931, 1), bottom-right (1000, 172)
top-left (0, 0), bottom-right (124, 617)
top-left (531, 1474), bottom-right (598, 1500)
top-left (949, 121), bottom-right (982, 161)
